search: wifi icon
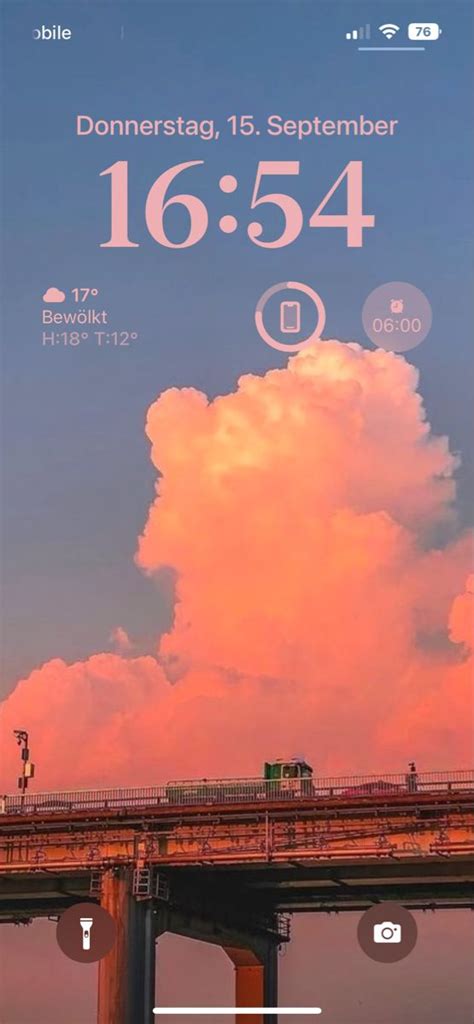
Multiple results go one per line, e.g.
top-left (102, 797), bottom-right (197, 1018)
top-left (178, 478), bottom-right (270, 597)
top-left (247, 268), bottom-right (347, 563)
top-left (379, 23), bottom-right (400, 39)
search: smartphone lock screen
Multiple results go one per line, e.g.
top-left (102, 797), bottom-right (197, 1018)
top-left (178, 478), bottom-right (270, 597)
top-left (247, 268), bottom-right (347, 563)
top-left (0, 2), bottom-right (473, 1023)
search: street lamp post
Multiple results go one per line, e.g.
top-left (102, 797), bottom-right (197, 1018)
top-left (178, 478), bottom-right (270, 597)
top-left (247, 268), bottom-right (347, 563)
top-left (13, 730), bottom-right (35, 808)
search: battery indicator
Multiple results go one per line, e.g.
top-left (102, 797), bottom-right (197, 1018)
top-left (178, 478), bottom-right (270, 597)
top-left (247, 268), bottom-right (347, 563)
top-left (408, 23), bottom-right (442, 40)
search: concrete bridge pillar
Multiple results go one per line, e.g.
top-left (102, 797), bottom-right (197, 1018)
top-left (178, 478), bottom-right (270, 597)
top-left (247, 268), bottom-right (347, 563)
top-left (97, 868), bottom-right (155, 1024)
top-left (224, 943), bottom-right (278, 1024)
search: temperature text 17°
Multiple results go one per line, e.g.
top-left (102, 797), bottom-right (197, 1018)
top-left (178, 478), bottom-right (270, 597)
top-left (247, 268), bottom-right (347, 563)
top-left (71, 288), bottom-right (99, 302)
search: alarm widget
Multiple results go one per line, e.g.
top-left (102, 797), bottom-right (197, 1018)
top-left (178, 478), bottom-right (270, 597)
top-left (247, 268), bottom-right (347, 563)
top-left (362, 281), bottom-right (433, 353)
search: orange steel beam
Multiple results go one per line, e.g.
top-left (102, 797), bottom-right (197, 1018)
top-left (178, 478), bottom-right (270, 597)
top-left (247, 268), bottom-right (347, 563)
top-left (97, 868), bottom-right (155, 1024)
top-left (235, 965), bottom-right (265, 1024)
top-left (224, 945), bottom-right (278, 1024)
top-left (97, 870), bottom-right (130, 1024)
top-left (1, 806), bottom-right (473, 872)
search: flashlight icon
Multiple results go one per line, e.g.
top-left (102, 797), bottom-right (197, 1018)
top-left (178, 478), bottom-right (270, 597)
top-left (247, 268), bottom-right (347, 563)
top-left (79, 916), bottom-right (94, 951)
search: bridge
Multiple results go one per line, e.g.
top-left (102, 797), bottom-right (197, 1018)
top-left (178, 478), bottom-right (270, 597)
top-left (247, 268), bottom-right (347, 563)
top-left (1, 770), bottom-right (473, 1024)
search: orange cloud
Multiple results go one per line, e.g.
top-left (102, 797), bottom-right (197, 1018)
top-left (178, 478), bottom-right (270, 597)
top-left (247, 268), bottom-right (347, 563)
top-left (1, 342), bottom-right (471, 791)
top-left (448, 573), bottom-right (473, 648)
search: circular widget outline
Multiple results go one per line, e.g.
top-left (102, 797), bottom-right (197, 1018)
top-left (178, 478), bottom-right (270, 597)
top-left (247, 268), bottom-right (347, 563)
top-left (255, 281), bottom-right (326, 352)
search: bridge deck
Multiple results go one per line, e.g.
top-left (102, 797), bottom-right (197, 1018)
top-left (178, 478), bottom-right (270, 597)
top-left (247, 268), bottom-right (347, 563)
top-left (2, 773), bottom-right (473, 922)
top-left (1, 784), bottom-right (473, 920)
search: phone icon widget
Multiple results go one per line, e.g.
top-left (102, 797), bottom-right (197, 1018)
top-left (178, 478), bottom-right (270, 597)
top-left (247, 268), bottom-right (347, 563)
top-left (280, 300), bottom-right (301, 333)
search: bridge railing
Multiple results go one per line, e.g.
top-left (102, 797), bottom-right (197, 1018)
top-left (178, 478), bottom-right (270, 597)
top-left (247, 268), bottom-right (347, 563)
top-left (1, 770), bottom-right (473, 816)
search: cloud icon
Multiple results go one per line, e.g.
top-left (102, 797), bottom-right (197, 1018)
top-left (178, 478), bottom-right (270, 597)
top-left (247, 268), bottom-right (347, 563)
top-left (43, 287), bottom-right (66, 303)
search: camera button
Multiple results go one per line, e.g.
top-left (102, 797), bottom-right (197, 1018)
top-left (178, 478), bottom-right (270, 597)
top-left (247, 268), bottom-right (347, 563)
top-left (357, 902), bottom-right (417, 963)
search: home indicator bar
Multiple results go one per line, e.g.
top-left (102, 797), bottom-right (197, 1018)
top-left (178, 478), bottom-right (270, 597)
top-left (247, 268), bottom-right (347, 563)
top-left (153, 1010), bottom-right (322, 1017)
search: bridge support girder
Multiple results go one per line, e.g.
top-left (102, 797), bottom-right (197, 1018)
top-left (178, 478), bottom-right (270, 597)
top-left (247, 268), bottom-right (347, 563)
top-left (156, 901), bottom-right (280, 1024)
top-left (224, 944), bottom-right (278, 1024)
top-left (97, 868), bottom-right (155, 1024)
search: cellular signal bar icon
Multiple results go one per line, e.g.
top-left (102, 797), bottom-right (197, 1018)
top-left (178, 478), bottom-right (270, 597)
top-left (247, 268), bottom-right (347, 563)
top-left (346, 24), bottom-right (371, 40)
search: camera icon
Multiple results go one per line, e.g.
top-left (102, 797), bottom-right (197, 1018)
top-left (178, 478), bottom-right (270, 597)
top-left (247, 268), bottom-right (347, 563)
top-left (373, 921), bottom-right (402, 944)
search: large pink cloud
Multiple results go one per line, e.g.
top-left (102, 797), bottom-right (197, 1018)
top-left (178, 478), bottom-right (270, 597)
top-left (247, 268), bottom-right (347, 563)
top-left (1, 342), bottom-right (472, 791)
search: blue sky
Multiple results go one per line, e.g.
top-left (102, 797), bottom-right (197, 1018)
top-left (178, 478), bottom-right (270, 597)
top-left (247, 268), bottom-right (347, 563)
top-left (1, 0), bottom-right (473, 689)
